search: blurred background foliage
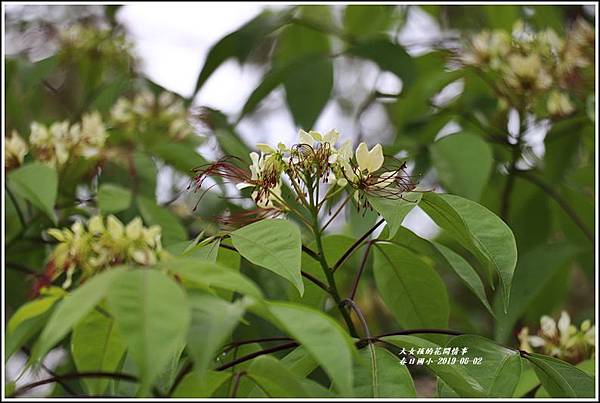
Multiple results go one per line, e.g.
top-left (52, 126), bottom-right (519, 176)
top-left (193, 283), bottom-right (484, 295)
top-left (4, 3), bottom-right (596, 394)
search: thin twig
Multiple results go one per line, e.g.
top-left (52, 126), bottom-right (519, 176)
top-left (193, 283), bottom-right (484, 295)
top-left (301, 271), bottom-right (329, 293)
top-left (332, 218), bottom-right (385, 272)
top-left (223, 337), bottom-right (295, 352)
top-left (10, 372), bottom-right (138, 397)
top-left (348, 240), bottom-right (374, 300)
top-left (215, 341), bottom-right (299, 372)
top-left (514, 169), bottom-right (594, 243)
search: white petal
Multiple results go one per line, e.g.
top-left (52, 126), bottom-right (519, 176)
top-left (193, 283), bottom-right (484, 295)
top-left (528, 336), bottom-right (546, 347)
top-left (308, 130), bottom-right (323, 141)
top-left (298, 129), bottom-right (315, 146)
top-left (322, 129), bottom-right (339, 144)
top-left (236, 182), bottom-right (254, 190)
top-left (558, 311), bottom-right (571, 338)
top-left (355, 142), bottom-right (370, 172)
top-left (540, 315), bottom-right (558, 338)
top-left (256, 143), bottom-right (276, 153)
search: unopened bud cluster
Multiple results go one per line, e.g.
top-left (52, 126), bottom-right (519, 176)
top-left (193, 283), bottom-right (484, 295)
top-left (5, 112), bottom-right (106, 170)
top-left (110, 90), bottom-right (194, 141)
top-left (44, 215), bottom-right (166, 289)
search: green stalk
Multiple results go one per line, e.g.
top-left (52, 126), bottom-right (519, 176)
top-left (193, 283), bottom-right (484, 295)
top-left (306, 175), bottom-right (358, 337)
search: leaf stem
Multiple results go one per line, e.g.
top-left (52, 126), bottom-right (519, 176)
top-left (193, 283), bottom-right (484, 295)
top-left (229, 371), bottom-right (246, 397)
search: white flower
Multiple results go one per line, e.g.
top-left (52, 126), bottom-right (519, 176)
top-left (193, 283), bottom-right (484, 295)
top-left (540, 315), bottom-right (558, 338)
top-left (249, 152), bottom-right (263, 181)
top-left (355, 142), bottom-right (384, 173)
top-left (557, 310), bottom-right (572, 345)
top-left (5, 130), bottom-right (28, 169)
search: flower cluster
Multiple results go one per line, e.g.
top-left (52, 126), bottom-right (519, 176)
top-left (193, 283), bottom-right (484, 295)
top-left (191, 129), bottom-right (416, 228)
top-left (460, 18), bottom-right (594, 116)
top-left (6, 112), bottom-right (107, 170)
top-left (518, 311), bottom-right (595, 364)
top-left (110, 90), bottom-right (194, 141)
top-left (42, 215), bottom-right (165, 290)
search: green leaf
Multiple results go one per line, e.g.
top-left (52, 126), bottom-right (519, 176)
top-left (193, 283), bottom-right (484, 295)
top-left (419, 193), bottom-right (517, 312)
top-left (513, 359), bottom-right (540, 397)
top-left (525, 353), bottom-right (595, 398)
top-left (231, 219), bottom-right (303, 296)
top-left (438, 335), bottom-right (521, 397)
top-left (31, 268), bottom-right (125, 362)
top-left (367, 192), bottom-right (421, 238)
top-left (71, 309), bottom-right (127, 395)
top-left (172, 370), bottom-right (231, 398)
top-left (354, 344), bottom-right (416, 397)
top-left (8, 162), bottom-right (58, 223)
top-left (106, 269), bottom-right (191, 392)
top-left (535, 359), bottom-right (596, 397)
top-left (275, 9), bottom-right (332, 129)
top-left (6, 292), bottom-right (64, 359)
top-left (5, 191), bottom-right (23, 243)
top-left (281, 346), bottom-right (319, 377)
top-left (184, 239), bottom-right (221, 261)
top-left (191, 10), bottom-right (292, 98)
top-left (137, 196), bottom-right (187, 246)
top-left (343, 5), bottom-right (394, 38)
top-left (283, 57), bottom-right (333, 130)
top-left (147, 141), bottom-right (207, 175)
top-left (484, 5), bottom-right (521, 31)
top-left (163, 258), bottom-right (263, 298)
top-left (266, 301), bottom-right (355, 396)
top-left (373, 242), bottom-right (449, 329)
top-left (97, 183), bottom-right (132, 213)
top-left (430, 133), bottom-right (493, 201)
top-left (346, 39), bottom-right (416, 89)
top-left (493, 243), bottom-right (577, 343)
top-left (133, 151), bottom-right (157, 198)
top-left (382, 335), bottom-right (486, 397)
top-left (186, 292), bottom-right (247, 373)
top-left (432, 242), bottom-right (493, 316)
top-left (240, 53), bottom-right (319, 119)
top-left (246, 355), bottom-right (309, 397)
